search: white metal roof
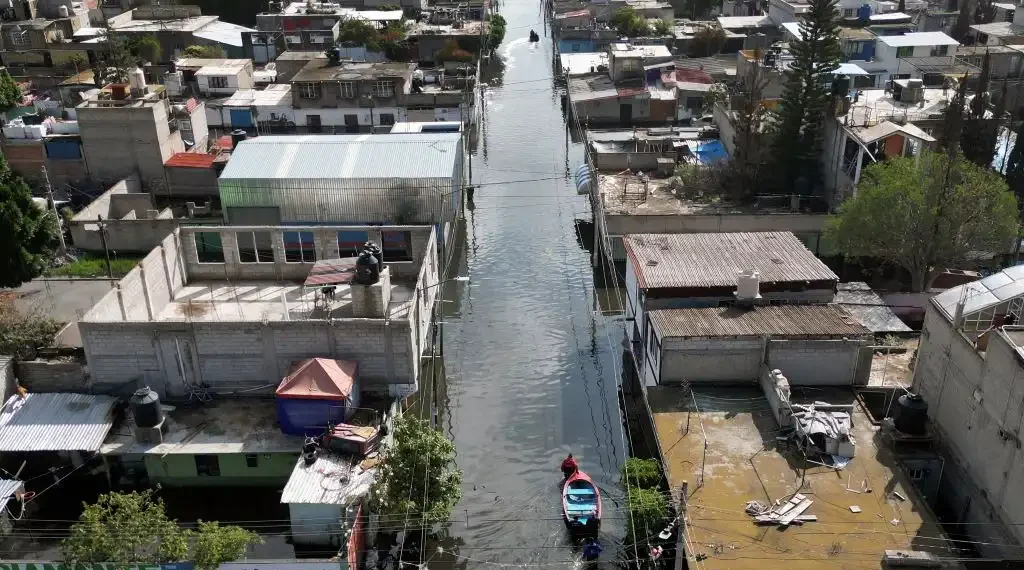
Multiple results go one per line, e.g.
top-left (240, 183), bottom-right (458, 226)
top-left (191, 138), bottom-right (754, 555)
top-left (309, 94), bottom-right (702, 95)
top-left (222, 85), bottom-right (292, 107)
top-left (220, 133), bottom-right (462, 181)
top-left (879, 32), bottom-right (959, 47)
top-left (0, 479), bottom-right (22, 516)
top-left (0, 393), bottom-right (116, 452)
top-left (280, 453), bottom-right (376, 505)
top-left (932, 265), bottom-right (1024, 321)
top-left (717, 15), bottom-right (772, 27)
top-left (835, 62), bottom-right (870, 75)
top-left (194, 20), bottom-right (254, 47)
top-left (559, 52), bottom-right (609, 76)
top-left (870, 11), bottom-right (911, 20)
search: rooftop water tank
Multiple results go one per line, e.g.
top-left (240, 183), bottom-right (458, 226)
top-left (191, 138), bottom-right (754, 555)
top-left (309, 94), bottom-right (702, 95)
top-left (355, 243), bottom-right (382, 285)
top-left (893, 392), bottom-right (928, 435)
top-left (128, 67), bottom-right (146, 92)
top-left (130, 387), bottom-right (163, 428)
top-left (58, 5), bottom-right (69, 18)
top-left (231, 129), bottom-right (247, 149)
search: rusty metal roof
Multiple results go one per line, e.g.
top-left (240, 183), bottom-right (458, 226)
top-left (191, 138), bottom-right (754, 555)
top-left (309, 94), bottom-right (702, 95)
top-left (625, 232), bottom-right (838, 290)
top-left (0, 393), bottom-right (116, 452)
top-left (649, 304), bottom-right (869, 338)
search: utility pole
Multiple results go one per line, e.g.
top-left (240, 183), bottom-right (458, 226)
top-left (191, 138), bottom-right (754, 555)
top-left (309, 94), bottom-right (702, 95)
top-left (96, 215), bottom-right (112, 278)
top-left (41, 166), bottom-right (67, 253)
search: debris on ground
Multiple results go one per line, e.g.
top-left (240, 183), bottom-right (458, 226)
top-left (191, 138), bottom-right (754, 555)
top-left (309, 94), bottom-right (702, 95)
top-left (849, 505), bottom-right (862, 513)
top-left (747, 493), bottom-right (817, 527)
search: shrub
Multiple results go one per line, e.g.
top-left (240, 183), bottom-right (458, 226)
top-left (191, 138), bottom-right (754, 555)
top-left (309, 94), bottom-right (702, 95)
top-left (621, 457), bottom-right (662, 488)
top-left (625, 487), bottom-right (668, 545)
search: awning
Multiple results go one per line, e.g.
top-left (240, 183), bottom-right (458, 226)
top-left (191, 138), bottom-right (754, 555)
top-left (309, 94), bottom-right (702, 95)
top-left (304, 258), bottom-right (357, 287)
top-left (834, 63), bottom-right (870, 75)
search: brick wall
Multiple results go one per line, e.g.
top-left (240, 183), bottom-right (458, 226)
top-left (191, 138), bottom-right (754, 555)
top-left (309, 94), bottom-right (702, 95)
top-left (766, 339), bottom-right (870, 386)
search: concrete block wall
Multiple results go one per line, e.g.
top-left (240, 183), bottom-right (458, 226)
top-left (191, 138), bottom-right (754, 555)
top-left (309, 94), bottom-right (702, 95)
top-left (83, 231), bottom-right (187, 322)
top-left (766, 339), bottom-right (871, 386)
top-left (660, 337), bottom-right (764, 383)
top-left (77, 99), bottom-right (182, 186)
top-left (14, 360), bottom-right (87, 392)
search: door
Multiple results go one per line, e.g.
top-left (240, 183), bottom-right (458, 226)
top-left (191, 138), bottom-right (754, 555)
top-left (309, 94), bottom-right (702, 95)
top-left (307, 114), bottom-right (322, 133)
top-left (230, 109), bottom-right (253, 128)
top-left (619, 103), bottom-right (632, 126)
top-left (344, 114), bottom-right (359, 133)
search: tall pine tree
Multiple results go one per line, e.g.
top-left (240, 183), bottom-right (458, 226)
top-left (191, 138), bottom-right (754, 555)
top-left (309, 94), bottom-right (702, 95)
top-left (963, 52), bottom-right (1000, 168)
top-left (1006, 119), bottom-right (1024, 207)
top-left (770, 0), bottom-right (841, 194)
top-left (937, 75), bottom-right (969, 153)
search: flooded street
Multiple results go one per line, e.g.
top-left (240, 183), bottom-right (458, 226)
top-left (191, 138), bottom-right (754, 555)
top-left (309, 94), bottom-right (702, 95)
top-left (436, 1), bottom-right (629, 566)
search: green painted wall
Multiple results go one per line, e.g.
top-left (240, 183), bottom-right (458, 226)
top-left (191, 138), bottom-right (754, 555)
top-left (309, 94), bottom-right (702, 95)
top-left (145, 452), bottom-right (300, 487)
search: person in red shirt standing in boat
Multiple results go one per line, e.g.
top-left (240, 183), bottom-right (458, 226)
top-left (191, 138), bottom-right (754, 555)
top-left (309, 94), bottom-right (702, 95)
top-left (561, 453), bottom-right (579, 480)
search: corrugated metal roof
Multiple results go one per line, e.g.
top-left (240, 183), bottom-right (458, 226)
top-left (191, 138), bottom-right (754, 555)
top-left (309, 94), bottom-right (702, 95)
top-left (625, 232), bottom-right (838, 290)
top-left (649, 304), bottom-right (870, 338)
top-left (281, 453), bottom-right (376, 505)
top-left (836, 282), bottom-right (912, 333)
top-left (933, 265), bottom-right (1024, 321)
top-left (0, 479), bottom-right (22, 514)
top-left (0, 393), bottom-right (116, 452)
top-left (219, 134), bottom-right (462, 181)
top-left (165, 152), bottom-right (216, 168)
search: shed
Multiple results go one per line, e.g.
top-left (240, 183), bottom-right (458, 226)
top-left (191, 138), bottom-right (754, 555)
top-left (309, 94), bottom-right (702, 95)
top-left (280, 452), bottom-right (375, 546)
top-left (275, 358), bottom-right (360, 435)
top-left (0, 393), bottom-right (117, 452)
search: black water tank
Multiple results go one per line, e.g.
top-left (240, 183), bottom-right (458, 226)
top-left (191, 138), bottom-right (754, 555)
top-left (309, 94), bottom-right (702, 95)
top-left (355, 243), bottom-right (382, 285)
top-left (130, 387), bottom-right (163, 428)
top-left (894, 393), bottom-right (928, 435)
top-left (231, 129), bottom-right (247, 149)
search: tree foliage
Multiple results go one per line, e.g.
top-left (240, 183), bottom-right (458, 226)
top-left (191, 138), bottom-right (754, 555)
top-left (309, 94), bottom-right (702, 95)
top-left (95, 32), bottom-right (162, 84)
top-left (370, 416), bottom-right (462, 528)
top-left (63, 490), bottom-right (261, 568)
top-left (652, 19), bottom-right (672, 36)
top-left (937, 75), bottom-right (969, 152)
top-left (0, 296), bottom-right (62, 358)
top-left (487, 14), bottom-right (506, 52)
top-left (184, 44), bottom-right (226, 58)
top-left (335, 18), bottom-right (409, 58)
top-left (687, 27), bottom-right (726, 57)
top-left (962, 52), bottom-right (1000, 168)
top-left (0, 70), bottom-right (22, 111)
top-left (621, 458), bottom-right (662, 488)
top-left (625, 487), bottom-right (667, 546)
top-left (725, 52), bottom-right (773, 200)
top-left (0, 155), bottom-right (58, 288)
top-left (610, 7), bottom-right (651, 37)
top-left (436, 40), bottom-right (474, 63)
top-left (1006, 119), bottom-right (1024, 207)
top-left (825, 152), bottom-right (1019, 291)
top-left (770, 0), bottom-right (841, 194)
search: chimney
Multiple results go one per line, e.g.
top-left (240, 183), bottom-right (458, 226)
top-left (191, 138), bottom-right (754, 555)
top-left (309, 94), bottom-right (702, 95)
top-left (735, 269), bottom-right (762, 306)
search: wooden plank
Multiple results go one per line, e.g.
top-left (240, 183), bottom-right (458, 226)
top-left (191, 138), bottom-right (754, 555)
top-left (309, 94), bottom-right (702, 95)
top-left (794, 515), bottom-right (817, 522)
top-left (778, 499), bottom-right (813, 526)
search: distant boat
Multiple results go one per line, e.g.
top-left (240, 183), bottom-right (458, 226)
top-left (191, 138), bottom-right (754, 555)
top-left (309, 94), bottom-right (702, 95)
top-left (529, 30), bottom-right (540, 42)
top-left (561, 470), bottom-right (601, 534)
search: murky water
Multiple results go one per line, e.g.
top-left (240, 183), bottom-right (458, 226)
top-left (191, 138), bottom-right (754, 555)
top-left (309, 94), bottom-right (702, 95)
top-left (432, 2), bottom-right (629, 567)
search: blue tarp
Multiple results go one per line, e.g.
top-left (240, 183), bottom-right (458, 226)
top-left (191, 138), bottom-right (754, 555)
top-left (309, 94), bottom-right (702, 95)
top-left (695, 140), bottom-right (728, 164)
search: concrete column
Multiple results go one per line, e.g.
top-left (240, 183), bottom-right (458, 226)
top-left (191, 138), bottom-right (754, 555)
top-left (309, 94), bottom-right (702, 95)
top-left (181, 229), bottom-right (199, 265)
top-left (351, 267), bottom-right (391, 318)
top-left (220, 230), bottom-right (240, 266)
top-left (160, 244), bottom-right (174, 295)
top-left (316, 228), bottom-right (340, 260)
top-left (270, 229), bottom-right (286, 280)
top-left (261, 324), bottom-right (279, 379)
top-left (367, 229), bottom-right (383, 250)
top-left (116, 286), bottom-right (128, 320)
top-left (139, 266), bottom-right (154, 319)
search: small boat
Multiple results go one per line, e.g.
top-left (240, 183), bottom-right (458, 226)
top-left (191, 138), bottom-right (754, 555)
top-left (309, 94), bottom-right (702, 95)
top-left (529, 29), bottom-right (540, 42)
top-left (562, 470), bottom-right (602, 534)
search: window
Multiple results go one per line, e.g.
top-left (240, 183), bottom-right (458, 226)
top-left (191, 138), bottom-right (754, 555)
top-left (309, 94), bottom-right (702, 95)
top-left (299, 82), bottom-right (320, 99)
top-left (195, 455), bottom-right (220, 476)
top-left (378, 112), bottom-right (395, 126)
top-left (382, 230), bottom-right (412, 261)
top-left (8, 30), bottom-right (28, 47)
top-left (284, 231), bottom-right (316, 263)
top-left (339, 81), bottom-right (356, 98)
top-left (1006, 8), bottom-right (1015, 21)
top-left (338, 230), bottom-right (369, 257)
top-left (285, 35), bottom-right (302, 44)
top-left (208, 75), bottom-right (228, 89)
top-left (373, 80), bottom-right (394, 98)
top-left (245, 453), bottom-right (259, 468)
top-left (908, 467), bottom-right (930, 481)
top-left (929, 44), bottom-right (948, 56)
top-left (896, 46), bottom-right (914, 58)
top-left (620, 59), bottom-right (639, 72)
top-left (685, 96), bottom-right (703, 111)
top-left (842, 8), bottom-right (857, 17)
top-left (236, 231), bottom-right (274, 263)
top-left (194, 232), bottom-right (225, 263)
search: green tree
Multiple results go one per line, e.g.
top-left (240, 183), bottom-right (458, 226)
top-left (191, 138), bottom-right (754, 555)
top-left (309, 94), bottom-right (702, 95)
top-left (129, 35), bottom-right (162, 64)
top-left (625, 487), bottom-right (667, 546)
top-left (0, 296), bottom-right (62, 358)
top-left (937, 75), bottom-right (968, 152)
top-left (610, 7), bottom-right (650, 36)
top-left (192, 521), bottom-right (262, 570)
top-left (184, 44), bottom-right (226, 58)
top-left (770, 0), bottom-right (841, 194)
top-left (724, 50), bottom-right (773, 201)
top-left (962, 52), bottom-right (1000, 168)
top-left (63, 490), bottom-right (262, 567)
top-left (370, 416), bottom-right (462, 529)
top-left (487, 14), bottom-right (507, 52)
top-left (62, 490), bottom-right (189, 564)
top-left (621, 458), bottom-right (662, 488)
top-left (825, 152), bottom-right (1019, 291)
top-left (687, 27), bottom-right (726, 57)
top-left (652, 19), bottom-right (672, 36)
top-left (0, 156), bottom-right (57, 288)
top-left (0, 69), bottom-right (22, 111)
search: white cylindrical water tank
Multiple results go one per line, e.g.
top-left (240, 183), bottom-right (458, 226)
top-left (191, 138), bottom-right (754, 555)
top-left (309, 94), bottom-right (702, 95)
top-left (128, 67), bottom-right (146, 91)
top-left (736, 269), bottom-right (761, 300)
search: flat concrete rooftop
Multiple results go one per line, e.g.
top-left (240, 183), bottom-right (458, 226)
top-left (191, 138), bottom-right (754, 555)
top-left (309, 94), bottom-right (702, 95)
top-left (156, 280), bottom-right (416, 322)
top-left (649, 385), bottom-right (953, 570)
top-left (102, 399), bottom-right (301, 455)
top-left (598, 173), bottom-right (818, 217)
